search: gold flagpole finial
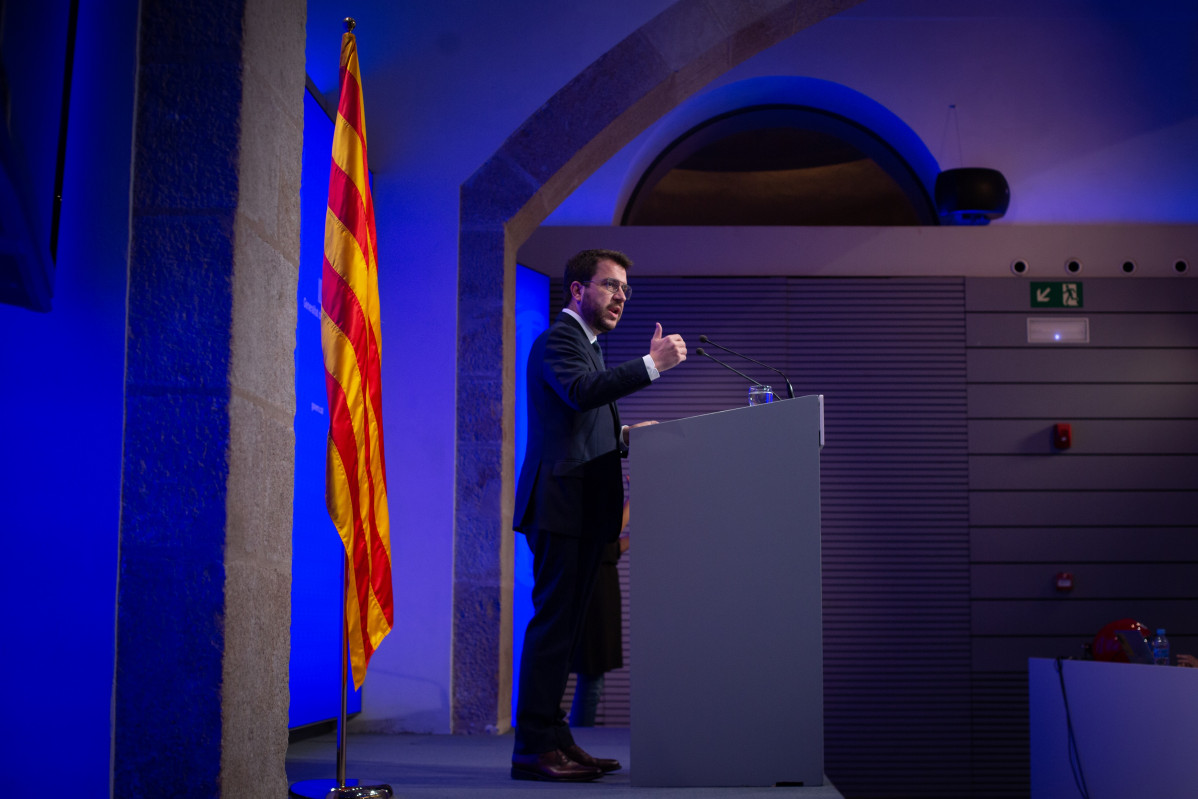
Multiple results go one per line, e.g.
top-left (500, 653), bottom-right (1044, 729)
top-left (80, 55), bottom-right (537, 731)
top-left (344, 17), bottom-right (356, 33)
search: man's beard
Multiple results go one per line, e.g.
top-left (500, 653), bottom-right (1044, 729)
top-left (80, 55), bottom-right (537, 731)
top-left (585, 301), bottom-right (621, 333)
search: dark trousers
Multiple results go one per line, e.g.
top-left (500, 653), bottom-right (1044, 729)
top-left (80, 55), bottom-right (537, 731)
top-left (514, 530), bottom-right (608, 754)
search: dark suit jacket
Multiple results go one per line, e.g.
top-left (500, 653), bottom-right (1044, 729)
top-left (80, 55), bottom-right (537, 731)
top-left (513, 311), bottom-right (651, 541)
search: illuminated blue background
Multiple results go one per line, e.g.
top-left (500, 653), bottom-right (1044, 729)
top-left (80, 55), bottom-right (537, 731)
top-left (512, 265), bottom-right (549, 721)
top-left (0, 0), bottom-right (136, 793)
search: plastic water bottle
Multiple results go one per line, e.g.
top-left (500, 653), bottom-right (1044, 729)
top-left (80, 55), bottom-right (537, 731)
top-left (1151, 629), bottom-right (1170, 665)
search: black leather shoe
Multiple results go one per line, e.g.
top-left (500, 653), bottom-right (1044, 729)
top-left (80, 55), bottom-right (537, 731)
top-left (511, 749), bottom-right (603, 781)
top-left (563, 743), bottom-right (622, 773)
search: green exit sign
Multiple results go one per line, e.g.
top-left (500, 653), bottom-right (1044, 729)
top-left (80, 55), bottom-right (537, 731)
top-left (1031, 282), bottom-right (1083, 308)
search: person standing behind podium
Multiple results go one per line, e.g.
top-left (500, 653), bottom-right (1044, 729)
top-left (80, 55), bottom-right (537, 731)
top-left (511, 248), bottom-right (686, 782)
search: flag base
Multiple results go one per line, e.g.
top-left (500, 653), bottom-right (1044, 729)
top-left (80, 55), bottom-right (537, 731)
top-left (288, 778), bottom-right (394, 798)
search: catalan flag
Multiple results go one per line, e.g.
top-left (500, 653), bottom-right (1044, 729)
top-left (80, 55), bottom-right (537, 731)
top-left (321, 28), bottom-right (393, 690)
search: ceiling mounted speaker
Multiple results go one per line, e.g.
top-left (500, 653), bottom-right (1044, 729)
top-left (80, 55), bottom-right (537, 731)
top-left (935, 167), bottom-right (1010, 225)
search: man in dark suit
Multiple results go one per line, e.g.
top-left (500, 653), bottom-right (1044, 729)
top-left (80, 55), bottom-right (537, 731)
top-left (511, 249), bottom-right (686, 782)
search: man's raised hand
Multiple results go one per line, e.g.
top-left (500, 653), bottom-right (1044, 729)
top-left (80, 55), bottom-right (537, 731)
top-left (649, 322), bottom-right (687, 372)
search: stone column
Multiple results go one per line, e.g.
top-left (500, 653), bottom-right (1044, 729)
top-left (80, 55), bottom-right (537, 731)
top-left (112, 0), bottom-right (304, 795)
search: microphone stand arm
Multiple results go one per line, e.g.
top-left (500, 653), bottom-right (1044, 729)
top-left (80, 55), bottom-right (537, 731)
top-left (699, 336), bottom-right (795, 398)
top-left (696, 348), bottom-right (766, 387)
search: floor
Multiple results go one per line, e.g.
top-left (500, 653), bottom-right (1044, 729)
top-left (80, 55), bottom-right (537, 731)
top-left (286, 727), bottom-right (844, 798)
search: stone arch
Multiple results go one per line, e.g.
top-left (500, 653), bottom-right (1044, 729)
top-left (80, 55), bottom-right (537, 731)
top-left (451, 0), bottom-right (862, 733)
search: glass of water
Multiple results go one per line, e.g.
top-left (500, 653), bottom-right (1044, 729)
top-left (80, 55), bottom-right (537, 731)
top-left (748, 385), bottom-right (774, 406)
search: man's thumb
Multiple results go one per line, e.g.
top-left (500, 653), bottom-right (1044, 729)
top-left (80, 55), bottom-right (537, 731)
top-left (652, 322), bottom-right (663, 340)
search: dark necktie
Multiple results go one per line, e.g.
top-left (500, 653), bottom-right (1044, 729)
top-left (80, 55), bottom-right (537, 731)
top-left (593, 340), bottom-right (621, 442)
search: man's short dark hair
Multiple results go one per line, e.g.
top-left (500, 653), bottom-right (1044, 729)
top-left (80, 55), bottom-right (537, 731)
top-left (563, 249), bottom-right (632, 305)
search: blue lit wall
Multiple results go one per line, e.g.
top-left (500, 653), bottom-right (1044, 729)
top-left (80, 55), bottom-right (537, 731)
top-left (289, 89), bottom-right (363, 727)
top-left (511, 264), bottom-right (549, 721)
top-left (0, 0), bottom-right (138, 790)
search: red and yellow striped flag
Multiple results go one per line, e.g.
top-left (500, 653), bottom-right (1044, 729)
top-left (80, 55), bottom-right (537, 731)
top-left (321, 29), bottom-right (393, 690)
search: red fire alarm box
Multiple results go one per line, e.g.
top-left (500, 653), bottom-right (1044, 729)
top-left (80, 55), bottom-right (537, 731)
top-left (1053, 423), bottom-right (1072, 449)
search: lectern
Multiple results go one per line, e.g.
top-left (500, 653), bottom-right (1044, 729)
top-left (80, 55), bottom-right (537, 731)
top-left (630, 395), bottom-right (824, 787)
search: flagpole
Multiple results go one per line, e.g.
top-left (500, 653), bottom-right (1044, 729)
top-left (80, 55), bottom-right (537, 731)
top-left (337, 551), bottom-right (350, 788)
top-left (288, 552), bottom-right (394, 799)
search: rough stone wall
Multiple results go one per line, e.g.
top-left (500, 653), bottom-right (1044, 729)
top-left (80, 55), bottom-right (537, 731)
top-left (221, 0), bottom-right (305, 792)
top-left (112, 0), bottom-right (304, 794)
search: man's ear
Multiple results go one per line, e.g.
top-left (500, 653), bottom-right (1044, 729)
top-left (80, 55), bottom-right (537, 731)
top-left (569, 281), bottom-right (583, 303)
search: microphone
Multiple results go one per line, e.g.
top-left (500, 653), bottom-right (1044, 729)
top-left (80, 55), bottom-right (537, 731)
top-left (698, 335), bottom-right (795, 399)
top-left (696, 348), bottom-right (765, 387)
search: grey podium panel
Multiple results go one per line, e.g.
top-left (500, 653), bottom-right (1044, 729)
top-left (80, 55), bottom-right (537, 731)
top-left (630, 395), bottom-right (824, 787)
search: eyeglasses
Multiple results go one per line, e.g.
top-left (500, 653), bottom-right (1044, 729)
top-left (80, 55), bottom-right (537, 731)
top-left (582, 278), bottom-right (631, 300)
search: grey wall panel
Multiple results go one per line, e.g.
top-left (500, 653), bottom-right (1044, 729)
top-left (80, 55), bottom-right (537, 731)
top-left (790, 278), bottom-right (972, 798)
top-left (967, 384), bottom-right (1198, 418)
top-left (971, 528), bottom-right (1198, 562)
top-left (971, 637), bottom-right (1102, 671)
top-left (965, 277), bottom-right (1198, 312)
top-left (971, 672), bottom-right (1029, 797)
top-left (972, 600), bottom-right (1192, 635)
top-left (966, 274), bottom-right (1198, 797)
top-left (969, 419), bottom-right (1198, 453)
top-left (967, 313), bottom-right (1198, 348)
top-left (972, 564), bottom-right (1198, 600)
top-left (970, 490), bottom-right (1198, 526)
top-left (969, 455), bottom-right (1198, 489)
top-left (967, 348), bottom-right (1198, 383)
